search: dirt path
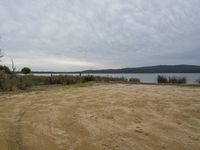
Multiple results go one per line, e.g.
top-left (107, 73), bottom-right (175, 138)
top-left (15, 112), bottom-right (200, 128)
top-left (0, 84), bottom-right (200, 150)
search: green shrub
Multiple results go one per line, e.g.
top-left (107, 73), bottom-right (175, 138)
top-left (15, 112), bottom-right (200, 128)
top-left (157, 75), bottom-right (168, 83)
top-left (129, 78), bottom-right (140, 83)
top-left (21, 67), bottom-right (31, 74)
top-left (0, 65), bottom-right (11, 74)
top-left (168, 76), bottom-right (186, 84)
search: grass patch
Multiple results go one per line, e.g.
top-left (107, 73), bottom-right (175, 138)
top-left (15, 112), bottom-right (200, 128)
top-left (0, 71), bottom-right (128, 92)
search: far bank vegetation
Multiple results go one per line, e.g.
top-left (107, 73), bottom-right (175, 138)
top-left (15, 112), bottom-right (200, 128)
top-left (157, 75), bottom-right (186, 84)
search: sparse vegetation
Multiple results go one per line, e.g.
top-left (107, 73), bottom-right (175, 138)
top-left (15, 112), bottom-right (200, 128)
top-left (90, 76), bottom-right (128, 82)
top-left (44, 75), bottom-right (128, 85)
top-left (44, 75), bottom-right (80, 85)
top-left (157, 75), bottom-right (168, 83)
top-left (0, 71), bottom-right (16, 91)
top-left (82, 75), bottom-right (95, 82)
top-left (0, 69), bottom-right (129, 91)
top-left (129, 77), bottom-right (140, 83)
top-left (157, 75), bottom-right (186, 84)
top-left (0, 72), bottom-right (44, 91)
top-left (197, 78), bottom-right (200, 84)
top-left (168, 76), bottom-right (186, 84)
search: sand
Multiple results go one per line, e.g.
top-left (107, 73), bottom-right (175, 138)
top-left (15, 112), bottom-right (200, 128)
top-left (0, 83), bottom-right (200, 150)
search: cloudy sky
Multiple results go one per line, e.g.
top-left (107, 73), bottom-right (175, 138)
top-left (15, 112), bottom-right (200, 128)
top-left (0, 0), bottom-right (200, 71)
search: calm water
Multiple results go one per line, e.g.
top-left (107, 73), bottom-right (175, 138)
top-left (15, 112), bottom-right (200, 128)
top-left (34, 73), bottom-right (200, 84)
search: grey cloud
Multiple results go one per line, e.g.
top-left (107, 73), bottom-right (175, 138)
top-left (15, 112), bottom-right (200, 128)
top-left (0, 0), bottom-right (200, 71)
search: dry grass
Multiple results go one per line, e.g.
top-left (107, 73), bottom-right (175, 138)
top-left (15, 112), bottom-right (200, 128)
top-left (0, 84), bottom-right (200, 150)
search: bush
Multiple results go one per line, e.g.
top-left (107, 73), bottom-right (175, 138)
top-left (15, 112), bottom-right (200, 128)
top-left (82, 75), bottom-right (95, 82)
top-left (0, 71), bottom-right (8, 90)
top-left (21, 67), bottom-right (31, 74)
top-left (157, 75), bottom-right (186, 84)
top-left (196, 78), bottom-right (200, 84)
top-left (17, 76), bottom-right (34, 89)
top-left (168, 76), bottom-right (186, 84)
top-left (0, 65), bottom-right (11, 74)
top-left (157, 75), bottom-right (168, 83)
top-left (129, 78), bottom-right (140, 83)
top-left (44, 75), bottom-right (80, 85)
top-left (0, 72), bottom-right (44, 91)
top-left (92, 76), bottom-right (128, 82)
top-left (0, 71), bottom-right (17, 91)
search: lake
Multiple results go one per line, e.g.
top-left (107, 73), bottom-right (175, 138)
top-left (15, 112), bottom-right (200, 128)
top-left (33, 73), bottom-right (200, 84)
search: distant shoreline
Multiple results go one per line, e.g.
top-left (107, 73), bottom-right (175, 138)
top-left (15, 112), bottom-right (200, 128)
top-left (82, 65), bottom-right (200, 73)
top-left (30, 72), bottom-right (200, 74)
top-left (29, 65), bottom-right (200, 74)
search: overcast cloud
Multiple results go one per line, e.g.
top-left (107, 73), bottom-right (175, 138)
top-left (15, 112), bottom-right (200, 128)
top-left (0, 0), bottom-right (200, 71)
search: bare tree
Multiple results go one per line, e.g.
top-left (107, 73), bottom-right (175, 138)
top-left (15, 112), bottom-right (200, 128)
top-left (0, 36), bottom-right (3, 60)
top-left (0, 49), bottom-right (3, 59)
top-left (11, 57), bottom-right (16, 73)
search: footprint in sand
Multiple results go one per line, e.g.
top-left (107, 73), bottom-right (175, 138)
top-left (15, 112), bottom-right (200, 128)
top-left (135, 126), bottom-right (143, 133)
top-left (135, 126), bottom-right (150, 136)
top-left (102, 143), bottom-right (108, 148)
top-left (144, 132), bottom-right (149, 136)
top-left (188, 136), bottom-right (199, 141)
top-left (120, 138), bottom-right (125, 141)
top-left (176, 120), bottom-right (182, 125)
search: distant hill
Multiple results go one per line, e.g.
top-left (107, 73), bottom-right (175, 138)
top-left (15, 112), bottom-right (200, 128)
top-left (82, 65), bottom-right (200, 73)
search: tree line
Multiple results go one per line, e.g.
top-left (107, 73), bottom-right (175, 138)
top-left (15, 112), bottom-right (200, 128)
top-left (0, 48), bottom-right (31, 74)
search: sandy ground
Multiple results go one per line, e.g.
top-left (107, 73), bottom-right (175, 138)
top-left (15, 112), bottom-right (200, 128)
top-left (0, 83), bottom-right (200, 150)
